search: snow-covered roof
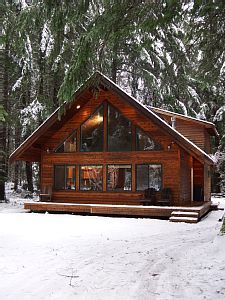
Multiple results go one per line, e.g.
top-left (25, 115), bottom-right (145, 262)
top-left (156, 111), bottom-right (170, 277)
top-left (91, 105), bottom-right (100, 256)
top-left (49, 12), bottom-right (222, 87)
top-left (150, 106), bottom-right (214, 126)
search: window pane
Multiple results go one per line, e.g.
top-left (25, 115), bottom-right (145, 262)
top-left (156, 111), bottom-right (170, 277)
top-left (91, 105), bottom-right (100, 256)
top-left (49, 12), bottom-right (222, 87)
top-left (54, 165), bottom-right (65, 190)
top-left (81, 106), bottom-right (104, 152)
top-left (136, 128), bottom-right (162, 151)
top-left (80, 165), bottom-right (103, 191)
top-left (107, 165), bottom-right (132, 191)
top-left (136, 165), bottom-right (149, 191)
top-left (108, 105), bottom-right (132, 151)
top-left (149, 165), bottom-right (162, 191)
top-left (136, 164), bottom-right (162, 191)
top-left (56, 131), bottom-right (77, 153)
top-left (66, 166), bottom-right (76, 190)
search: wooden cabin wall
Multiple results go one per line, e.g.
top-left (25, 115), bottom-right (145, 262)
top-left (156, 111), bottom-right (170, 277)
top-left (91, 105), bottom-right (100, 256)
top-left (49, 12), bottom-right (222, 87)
top-left (204, 165), bottom-right (211, 202)
top-left (175, 120), bottom-right (205, 150)
top-left (41, 150), bottom-right (181, 205)
top-left (40, 90), bottom-right (183, 206)
top-left (179, 150), bottom-right (191, 205)
top-left (204, 130), bottom-right (211, 154)
top-left (193, 159), bottom-right (204, 187)
top-left (154, 113), bottom-right (211, 153)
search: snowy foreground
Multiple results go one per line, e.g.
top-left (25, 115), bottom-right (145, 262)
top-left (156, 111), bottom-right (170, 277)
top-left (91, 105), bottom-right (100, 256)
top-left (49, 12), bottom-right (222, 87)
top-left (0, 197), bottom-right (225, 300)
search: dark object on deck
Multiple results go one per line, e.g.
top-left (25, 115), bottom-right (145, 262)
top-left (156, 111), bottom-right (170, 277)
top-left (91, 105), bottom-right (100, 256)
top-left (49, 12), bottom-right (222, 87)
top-left (40, 185), bottom-right (52, 202)
top-left (140, 188), bottom-right (156, 205)
top-left (158, 188), bottom-right (172, 206)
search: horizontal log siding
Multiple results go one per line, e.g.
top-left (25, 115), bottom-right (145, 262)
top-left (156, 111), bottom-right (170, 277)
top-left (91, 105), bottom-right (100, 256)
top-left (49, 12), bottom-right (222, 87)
top-left (204, 165), bottom-right (211, 202)
top-left (180, 150), bottom-right (191, 205)
top-left (193, 158), bottom-right (204, 187)
top-left (41, 150), bottom-right (181, 205)
top-left (155, 113), bottom-right (210, 152)
top-left (40, 91), bottom-right (183, 206)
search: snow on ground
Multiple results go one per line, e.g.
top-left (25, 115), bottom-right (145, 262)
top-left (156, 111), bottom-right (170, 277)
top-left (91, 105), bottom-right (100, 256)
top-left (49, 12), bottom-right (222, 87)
top-left (0, 194), bottom-right (225, 300)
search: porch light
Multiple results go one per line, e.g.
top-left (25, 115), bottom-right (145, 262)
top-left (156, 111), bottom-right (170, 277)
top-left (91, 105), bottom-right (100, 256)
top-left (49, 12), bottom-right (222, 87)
top-left (76, 105), bottom-right (81, 109)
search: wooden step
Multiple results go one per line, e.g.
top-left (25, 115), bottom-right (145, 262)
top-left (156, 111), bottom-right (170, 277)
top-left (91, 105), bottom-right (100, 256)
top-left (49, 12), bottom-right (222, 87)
top-left (169, 216), bottom-right (198, 223)
top-left (171, 211), bottom-right (199, 218)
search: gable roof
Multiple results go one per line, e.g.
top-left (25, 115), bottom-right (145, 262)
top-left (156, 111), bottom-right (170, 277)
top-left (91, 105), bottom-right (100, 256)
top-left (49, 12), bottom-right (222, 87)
top-left (9, 71), bottom-right (215, 165)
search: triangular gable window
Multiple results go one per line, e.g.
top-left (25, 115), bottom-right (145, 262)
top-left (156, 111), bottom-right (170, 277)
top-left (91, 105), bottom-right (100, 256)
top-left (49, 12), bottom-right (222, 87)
top-left (108, 104), bottom-right (132, 152)
top-left (136, 127), bottom-right (162, 151)
top-left (80, 105), bottom-right (104, 152)
top-left (55, 131), bottom-right (77, 153)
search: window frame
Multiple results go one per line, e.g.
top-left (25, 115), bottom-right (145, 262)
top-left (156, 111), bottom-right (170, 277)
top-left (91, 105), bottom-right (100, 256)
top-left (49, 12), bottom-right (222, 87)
top-left (135, 126), bottom-right (163, 151)
top-left (135, 163), bottom-right (163, 192)
top-left (54, 164), bottom-right (76, 191)
top-left (79, 164), bottom-right (103, 192)
top-left (80, 104), bottom-right (104, 152)
top-left (106, 163), bottom-right (132, 192)
top-left (107, 103), bottom-right (133, 152)
top-left (54, 130), bottom-right (77, 153)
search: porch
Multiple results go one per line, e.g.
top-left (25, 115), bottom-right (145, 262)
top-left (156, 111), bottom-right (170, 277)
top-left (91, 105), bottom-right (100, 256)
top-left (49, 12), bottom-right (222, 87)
top-left (24, 201), bottom-right (212, 223)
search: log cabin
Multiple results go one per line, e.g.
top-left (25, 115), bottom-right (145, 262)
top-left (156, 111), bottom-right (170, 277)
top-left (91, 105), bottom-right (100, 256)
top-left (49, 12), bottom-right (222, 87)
top-left (10, 72), bottom-right (218, 222)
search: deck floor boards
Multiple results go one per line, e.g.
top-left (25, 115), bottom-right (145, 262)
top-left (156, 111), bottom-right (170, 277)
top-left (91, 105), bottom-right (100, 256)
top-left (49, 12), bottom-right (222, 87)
top-left (24, 201), bottom-right (211, 220)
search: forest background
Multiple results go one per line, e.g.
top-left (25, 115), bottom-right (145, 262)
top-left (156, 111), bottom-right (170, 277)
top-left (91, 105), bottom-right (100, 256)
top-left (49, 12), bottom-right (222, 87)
top-left (1, 0), bottom-right (225, 200)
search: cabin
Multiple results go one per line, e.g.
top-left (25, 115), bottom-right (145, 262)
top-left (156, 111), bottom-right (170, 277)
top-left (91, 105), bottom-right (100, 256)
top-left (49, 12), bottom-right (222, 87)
top-left (10, 72), bottom-right (218, 222)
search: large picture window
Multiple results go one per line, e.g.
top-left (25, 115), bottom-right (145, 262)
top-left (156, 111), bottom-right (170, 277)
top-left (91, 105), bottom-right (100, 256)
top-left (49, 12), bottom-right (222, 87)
top-left (136, 128), bottom-right (162, 151)
top-left (55, 131), bottom-right (77, 153)
top-left (136, 164), bottom-right (162, 191)
top-left (108, 104), bottom-right (132, 152)
top-left (107, 165), bottom-right (132, 191)
top-left (80, 105), bottom-right (104, 152)
top-left (80, 165), bottom-right (103, 191)
top-left (54, 165), bottom-right (76, 190)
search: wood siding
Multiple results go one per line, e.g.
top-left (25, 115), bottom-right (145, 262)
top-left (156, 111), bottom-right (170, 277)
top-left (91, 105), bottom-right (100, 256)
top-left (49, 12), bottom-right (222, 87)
top-left (41, 91), bottom-right (182, 205)
top-left (204, 164), bottom-right (211, 202)
top-left (155, 113), bottom-right (211, 153)
top-left (180, 150), bottom-right (191, 204)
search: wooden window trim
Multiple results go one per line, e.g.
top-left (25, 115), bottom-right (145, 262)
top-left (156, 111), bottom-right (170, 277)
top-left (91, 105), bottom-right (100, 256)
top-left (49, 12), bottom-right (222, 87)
top-left (107, 102), bottom-right (132, 152)
top-left (106, 164), bottom-right (132, 192)
top-left (80, 104), bottom-right (104, 152)
top-left (135, 163), bottom-right (163, 191)
top-left (79, 164), bottom-right (103, 192)
top-left (135, 126), bottom-right (163, 151)
top-left (54, 130), bottom-right (77, 153)
top-left (54, 164), bottom-right (76, 191)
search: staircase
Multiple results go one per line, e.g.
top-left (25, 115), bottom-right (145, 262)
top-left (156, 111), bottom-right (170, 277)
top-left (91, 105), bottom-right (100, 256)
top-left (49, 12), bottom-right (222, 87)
top-left (169, 211), bottom-right (199, 223)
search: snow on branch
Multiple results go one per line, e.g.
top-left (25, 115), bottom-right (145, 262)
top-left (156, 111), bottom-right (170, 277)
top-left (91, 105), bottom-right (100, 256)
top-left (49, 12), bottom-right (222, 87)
top-left (213, 105), bottom-right (225, 122)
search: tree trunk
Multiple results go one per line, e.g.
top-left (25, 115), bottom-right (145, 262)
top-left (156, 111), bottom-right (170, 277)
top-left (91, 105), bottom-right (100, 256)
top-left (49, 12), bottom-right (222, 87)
top-left (14, 161), bottom-right (19, 191)
top-left (0, 37), bottom-right (7, 202)
top-left (25, 161), bottom-right (33, 193)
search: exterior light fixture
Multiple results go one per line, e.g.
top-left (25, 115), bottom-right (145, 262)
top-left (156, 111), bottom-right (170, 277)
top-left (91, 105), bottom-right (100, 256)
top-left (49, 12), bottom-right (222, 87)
top-left (76, 105), bottom-right (81, 109)
top-left (167, 142), bottom-right (175, 150)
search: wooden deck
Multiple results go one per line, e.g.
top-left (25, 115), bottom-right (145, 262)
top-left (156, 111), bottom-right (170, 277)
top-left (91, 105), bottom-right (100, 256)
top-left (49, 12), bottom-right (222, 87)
top-left (24, 201), bottom-right (212, 221)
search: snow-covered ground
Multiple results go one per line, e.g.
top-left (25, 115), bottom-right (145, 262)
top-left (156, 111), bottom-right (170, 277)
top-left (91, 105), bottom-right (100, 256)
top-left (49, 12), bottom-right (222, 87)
top-left (0, 193), bottom-right (225, 300)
